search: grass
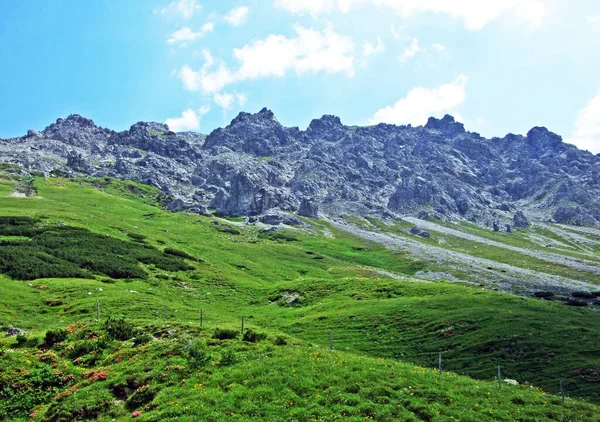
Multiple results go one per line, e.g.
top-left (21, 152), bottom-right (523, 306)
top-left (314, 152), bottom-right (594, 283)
top-left (0, 173), bottom-right (599, 420)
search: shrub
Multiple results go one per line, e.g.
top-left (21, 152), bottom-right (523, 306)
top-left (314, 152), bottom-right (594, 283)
top-left (185, 340), bottom-right (211, 368)
top-left (216, 225), bottom-right (241, 235)
top-left (68, 340), bottom-right (98, 359)
top-left (133, 333), bottom-right (152, 347)
top-left (220, 349), bottom-right (237, 366)
top-left (273, 336), bottom-right (288, 346)
top-left (163, 248), bottom-right (196, 261)
top-left (127, 232), bottom-right (147, 242)
top-left (212, 328), bottom-right (238, 340)
top-left (104, 317), bottom-right (135, 341)
top-left (45, 329), bottom-right (68, 347)
top-left (242, 329), bottom-right (267, 343)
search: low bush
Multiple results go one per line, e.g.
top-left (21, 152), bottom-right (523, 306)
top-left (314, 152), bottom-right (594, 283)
top-left (220, 349), bottom-right (237, 366)
top-left (242, 329), bottom-right (267, 343)
top-left (212, 328), bottom-right (238, 340)
top-left (104, 317), bottom-right (135, 341)
top-left (163, 247), bottom-right (196, 261)
top-left (185, 340), bottom-right (211, 368)
top-left (45, 328), bottom-right (68, 347)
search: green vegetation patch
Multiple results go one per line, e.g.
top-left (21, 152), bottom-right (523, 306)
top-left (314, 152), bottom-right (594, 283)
top-left (0, 216), bottom-right (193, 280)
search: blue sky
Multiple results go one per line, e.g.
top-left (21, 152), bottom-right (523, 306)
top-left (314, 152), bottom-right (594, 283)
top-left (1, 0), bottom-right (600, 152)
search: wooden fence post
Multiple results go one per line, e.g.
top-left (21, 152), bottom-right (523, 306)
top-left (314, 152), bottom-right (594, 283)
top-left (497, 365), bottom-right (502, 389)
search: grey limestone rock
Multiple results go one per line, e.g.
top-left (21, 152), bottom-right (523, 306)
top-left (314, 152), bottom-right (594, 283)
top-left (1, 108), bottom-right (600, 226)
top-left (513, 211), bottom-right (530, 228)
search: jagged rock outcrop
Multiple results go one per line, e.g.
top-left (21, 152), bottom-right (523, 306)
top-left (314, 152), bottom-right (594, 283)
top-left (1, 109), bottom-right (599, 225)
top-left (513, 211), bottom-right (530, 228)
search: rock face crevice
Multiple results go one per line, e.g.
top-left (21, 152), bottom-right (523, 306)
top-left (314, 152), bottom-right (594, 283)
top-left (1, 110), bottom-right (599, 225)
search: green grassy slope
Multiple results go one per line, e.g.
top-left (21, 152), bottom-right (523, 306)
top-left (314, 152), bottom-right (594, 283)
top-left (0, 173), bottom-right (599, 421)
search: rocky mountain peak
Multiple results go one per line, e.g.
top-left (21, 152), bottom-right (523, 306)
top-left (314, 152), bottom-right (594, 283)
top-left (526, 126), bottom-right (563, 151)
top-left (129, 121), bottom-right (171, 136)
top-left (230, 107), bottom-right (278, 126)
top-left (424, 114), bottom-right (465, 137)
top-left (307, 114), bottom-right (343, 133)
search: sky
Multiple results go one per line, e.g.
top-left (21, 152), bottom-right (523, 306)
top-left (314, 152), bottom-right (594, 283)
top-left (1, 0), bottom-right (600, 153)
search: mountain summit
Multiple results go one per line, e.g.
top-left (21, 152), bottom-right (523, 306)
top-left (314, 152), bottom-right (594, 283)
top-left (1, 109), bottom-right (599, 226)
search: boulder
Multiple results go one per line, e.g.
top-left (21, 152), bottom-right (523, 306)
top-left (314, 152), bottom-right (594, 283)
top-left (167, 199), bottom-right (186, 211)
top-left (298, 198), bottom-right (319, 218)
top-left (505, 224), bottom-right (512, 233)
top-left (513, 211), bottom-right (530, 228)
top-left (7, 327), bottom-right (27, 336)
top-left (493, 221), bottom-right (500, 232)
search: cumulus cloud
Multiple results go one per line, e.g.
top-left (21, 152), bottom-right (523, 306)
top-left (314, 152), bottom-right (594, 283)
top-left (165, 107), bottom-right (210, 132)
top-left (566, 91), bottom-right (600, 153)
top-left (275, 0), bottom-right (548, 30)
top-left (225, 6), bottom-right (250, 26)
top-left (157, 0), bottom-right (201, 20)
top-left (432, 43), bottom-right (446, 52)
top-left (167, 23), bottom-right (214, 45)
top-left (213, 92), bottom-right (248, 110)
top-left (370, 74), bottom-right (468, 125)
top-left (363, 36), bottom-right (385, 56)
top-left (177, 25), bottom-right (354, 95)
top-left (399, 38), bottom-right (421, 62)
top-left (588, 16), bottom-right (600, 25)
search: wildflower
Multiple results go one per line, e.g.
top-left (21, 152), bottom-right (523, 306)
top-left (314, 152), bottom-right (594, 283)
top-left (132, 411), bottom-right (142, 417)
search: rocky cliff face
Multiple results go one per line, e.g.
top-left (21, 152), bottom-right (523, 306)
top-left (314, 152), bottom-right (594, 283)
top-left (2, 108), bottom-right (599, 225)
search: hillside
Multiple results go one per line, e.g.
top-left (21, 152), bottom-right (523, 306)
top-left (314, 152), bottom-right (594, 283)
top-left (1, 168), bottom-right (600, 421)
top-left (1, 109), bottom-right (600, 226)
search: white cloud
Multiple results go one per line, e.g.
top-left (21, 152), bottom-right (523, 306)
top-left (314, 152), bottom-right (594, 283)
top-left (390, 24), bottom-right (408, 40)
top-left (275, 0), bottom-right (548, 30)
top-left (399, 38), bottom-right (421, 62)
top-left (214, 92), bottom-right (235, 109)
top-left (177, 50), bottom-right (236, 93)
top-left (213, 92), bottom-right (248, 110)
top-left (588, 16), bottom-right (600, 25)
top-left (566, 91), bottom-right (600, 153)
top-left (432, 43), bottom-right (446, 52)
top-left (177, 25), bottom-right (354, 94)
top-left (370, 74), bottom-right (468, 126)
top-left (165, 107), bottom-right (210, 132)
top-left (167, 23), bottom-right (214, 45)
top-left (236, 92), bottom-right (248, 107)
top-left (157, 0), bottom-right (201, 20)
top-left (363, 36), bottom-right (385, 56)
top-left (225, 6), bottom-right (250, 26)
top-left (273, 0), bottom-right (338, 15)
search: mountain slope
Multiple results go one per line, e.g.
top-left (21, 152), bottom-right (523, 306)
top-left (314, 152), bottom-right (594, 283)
top-left (0, 172), bottom-right (599, 421)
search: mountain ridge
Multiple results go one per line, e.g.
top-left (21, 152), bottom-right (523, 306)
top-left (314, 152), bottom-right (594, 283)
top-left (1, 108), bottom-right (599, 226)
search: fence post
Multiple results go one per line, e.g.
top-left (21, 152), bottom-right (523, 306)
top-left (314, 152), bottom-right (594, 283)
top-left (241, 315), bottom-right (245, 335)
top-left (560, 379), bottom-right (565, 402)
top-left (96, 300), bottom-right (100, 322)
top-left (438, 353), bottom-right (442, 378)
top-left (200, 309), bottom-right (203, 328)
top-left (497, 365), bottom-right (502, 389)
top-left (329, 331), bottom-right (334, 351)
top-left (163, 305), bottom-right (166, 322)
